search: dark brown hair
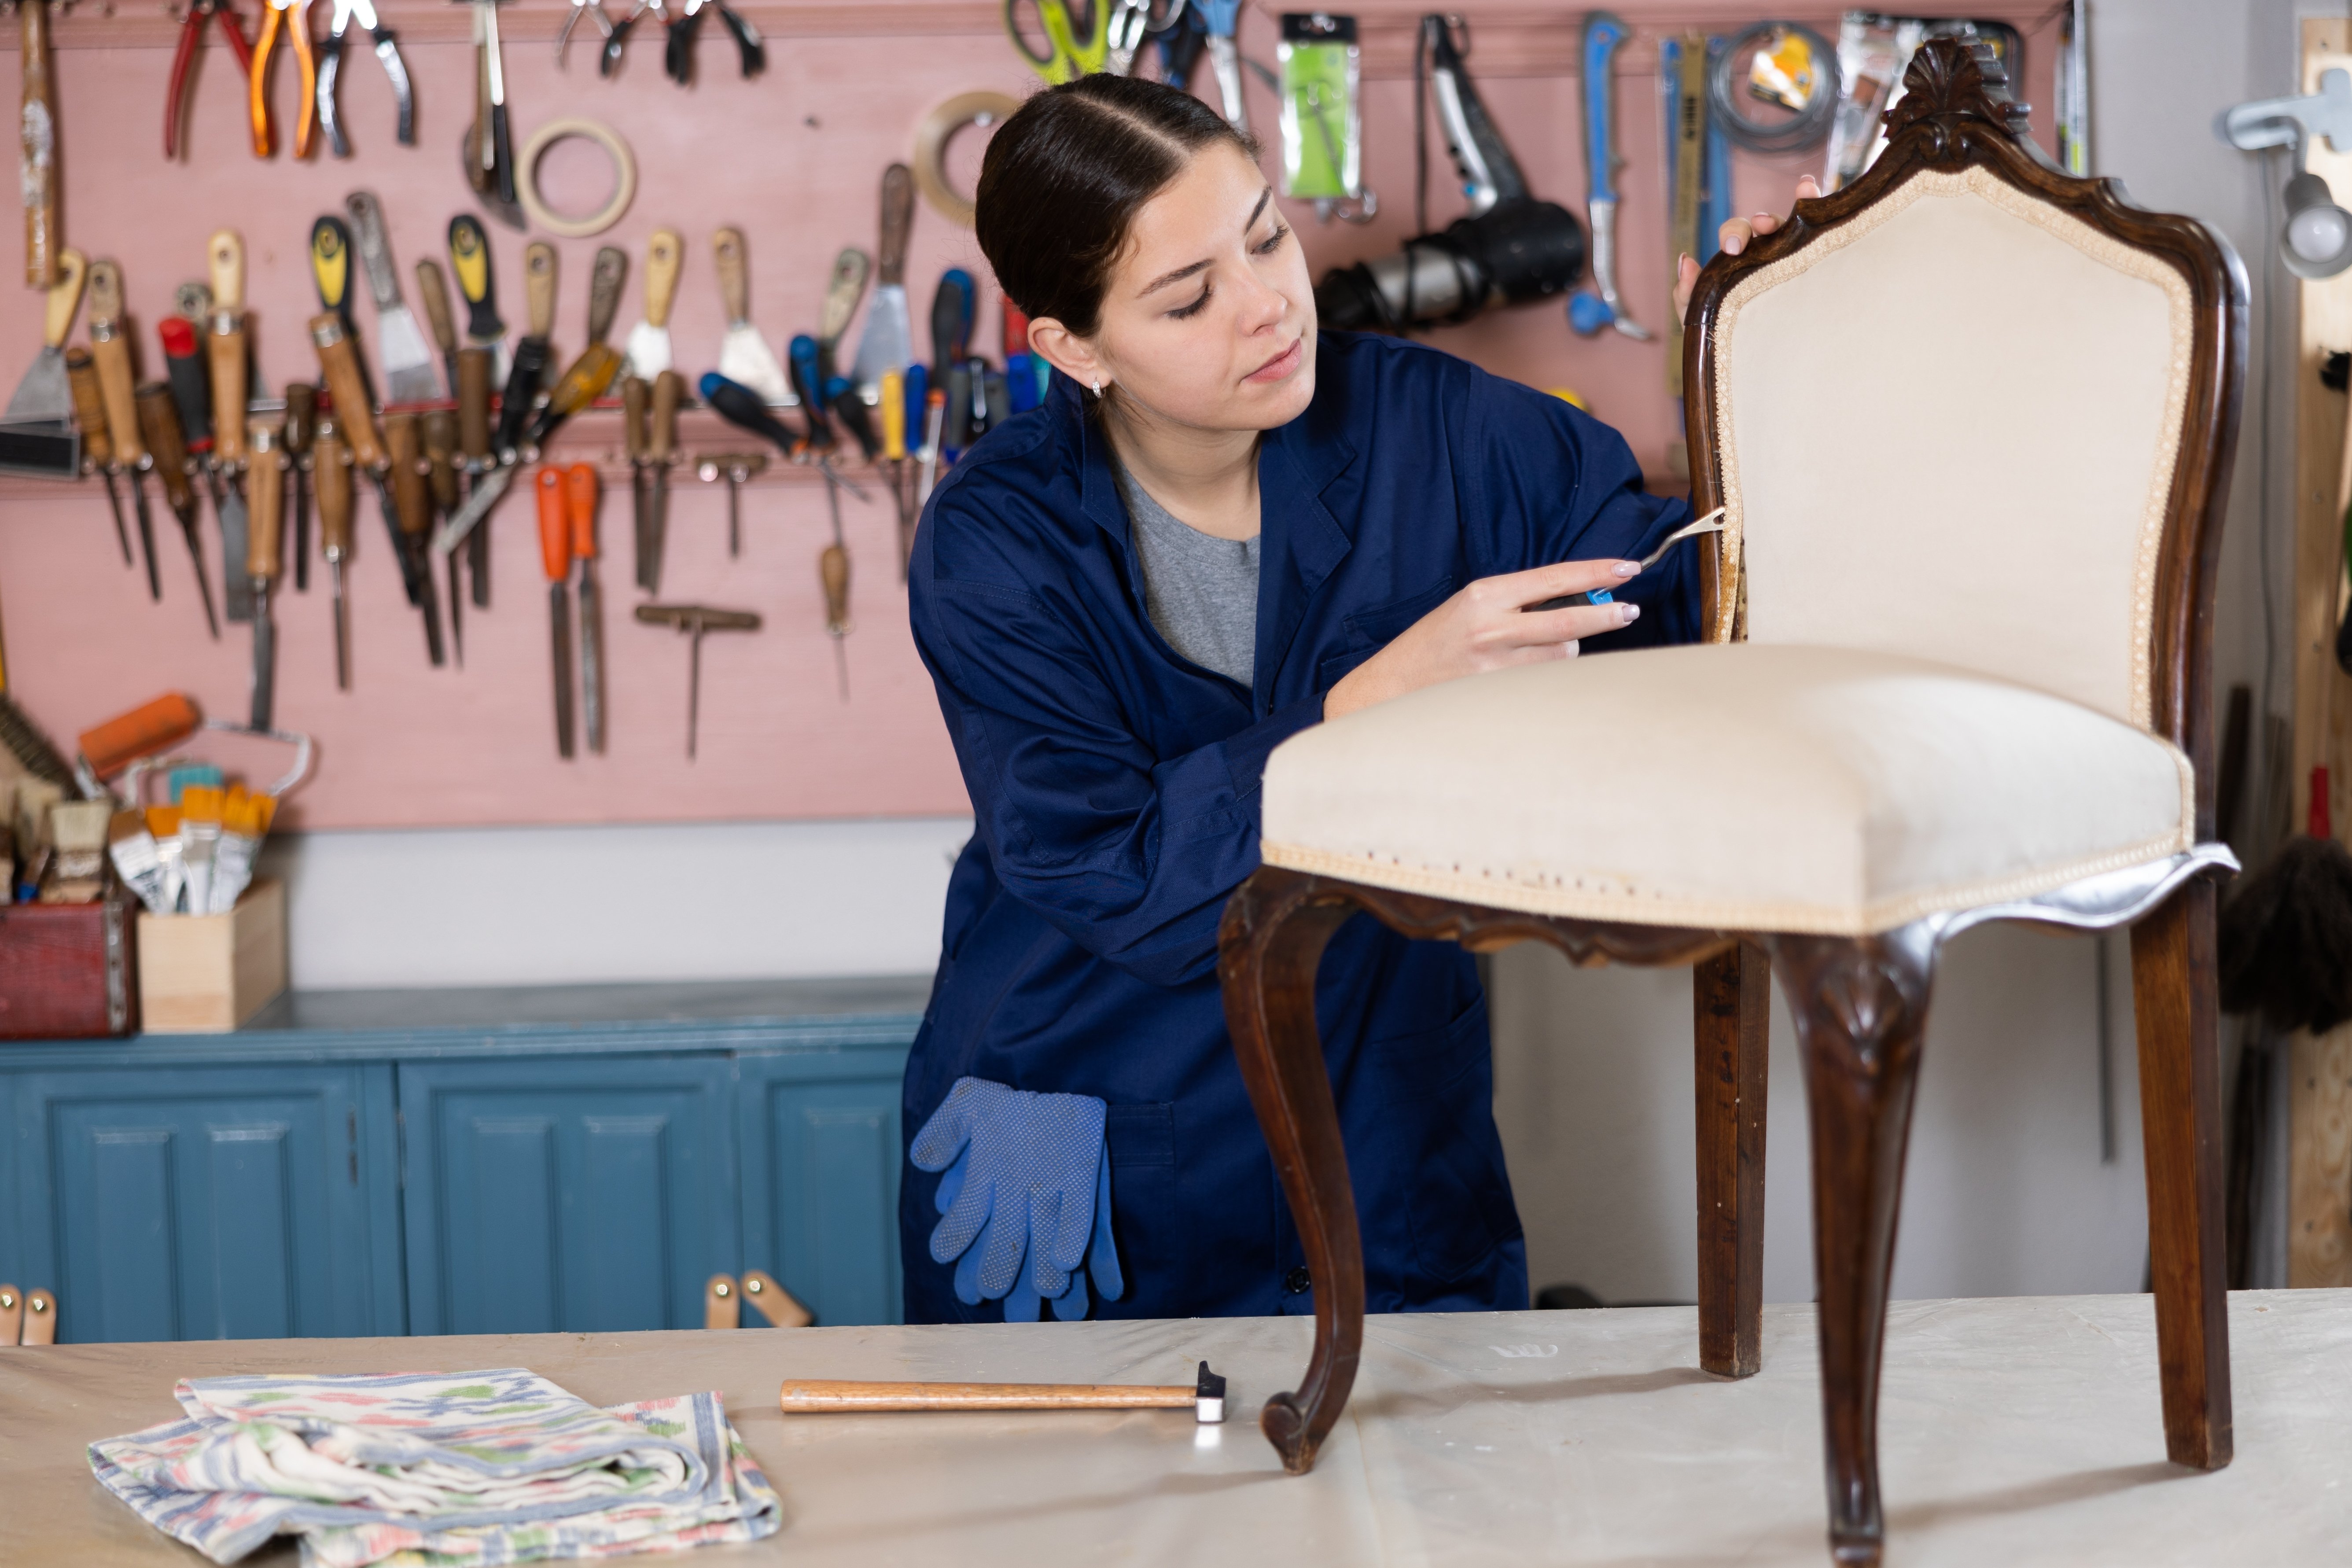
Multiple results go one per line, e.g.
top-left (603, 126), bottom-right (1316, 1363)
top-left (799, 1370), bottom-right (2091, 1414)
top-left (975, 76), bottom-right (1257, 337)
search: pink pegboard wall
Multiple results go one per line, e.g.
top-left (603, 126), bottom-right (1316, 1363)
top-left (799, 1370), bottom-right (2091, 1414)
top-left (0, 1), bottom-right (2058, 830)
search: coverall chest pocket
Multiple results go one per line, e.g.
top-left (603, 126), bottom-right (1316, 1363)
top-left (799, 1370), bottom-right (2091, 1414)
top-left (1315, 581), bottom-right (1456, 692)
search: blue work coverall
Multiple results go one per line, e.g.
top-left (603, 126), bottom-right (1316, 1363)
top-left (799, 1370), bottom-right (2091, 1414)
top-left (903, 330), bottom-right (1698, 1323)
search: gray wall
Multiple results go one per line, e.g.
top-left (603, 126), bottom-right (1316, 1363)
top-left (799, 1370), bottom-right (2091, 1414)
top-left (1487, 0), bottom-right (2306, 1305)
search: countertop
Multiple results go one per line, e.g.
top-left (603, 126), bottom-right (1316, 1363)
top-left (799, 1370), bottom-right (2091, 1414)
top-left (4, 1291), bottom-right (2349, 1565)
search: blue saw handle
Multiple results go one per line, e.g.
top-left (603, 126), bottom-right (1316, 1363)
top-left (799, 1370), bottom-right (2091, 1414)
top-left (1581, 12), bottom-right (1631, 203)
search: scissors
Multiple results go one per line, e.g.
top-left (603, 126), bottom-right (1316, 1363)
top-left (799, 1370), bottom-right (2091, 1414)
top-left (1003, 0), bottom-right (1105, 84)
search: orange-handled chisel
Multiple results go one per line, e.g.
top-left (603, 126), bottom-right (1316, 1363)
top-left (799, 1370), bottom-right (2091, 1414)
top-left (565, 462), bottom-right (604, 755)
top-left (537, 466), bottom-right (574, 759)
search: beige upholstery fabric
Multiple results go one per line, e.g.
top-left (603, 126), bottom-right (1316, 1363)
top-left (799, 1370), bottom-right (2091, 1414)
top-left (1713, 166), bottom-right (2192, 729)
top-left (1259, 645), bottom-right (2193, 936)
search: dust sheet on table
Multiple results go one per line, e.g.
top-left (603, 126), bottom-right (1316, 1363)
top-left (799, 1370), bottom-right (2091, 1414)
top-left (6, 1293), bottom-right (2352, 1565)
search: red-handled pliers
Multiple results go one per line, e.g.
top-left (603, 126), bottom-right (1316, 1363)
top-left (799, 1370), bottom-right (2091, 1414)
top-left (165, 0), bottom-right (256, 159)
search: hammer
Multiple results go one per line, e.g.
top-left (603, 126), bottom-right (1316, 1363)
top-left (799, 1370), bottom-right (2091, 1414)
top-left (780, 1360), bottom-right (1226, 1424)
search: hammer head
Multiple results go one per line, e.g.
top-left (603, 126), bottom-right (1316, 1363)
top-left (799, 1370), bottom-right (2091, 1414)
top-left (1195, 1360), bottom-right (1226, 1424)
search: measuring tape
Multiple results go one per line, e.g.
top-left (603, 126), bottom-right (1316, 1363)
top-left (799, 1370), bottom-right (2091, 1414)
top-left (913, 91), bottom-right (1023, 227)
top-left (518, 117), bottom-right (639, 239)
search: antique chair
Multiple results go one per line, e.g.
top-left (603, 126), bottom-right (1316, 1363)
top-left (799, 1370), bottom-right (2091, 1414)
top-left (1218, 40), bottom-right (2243, 1567)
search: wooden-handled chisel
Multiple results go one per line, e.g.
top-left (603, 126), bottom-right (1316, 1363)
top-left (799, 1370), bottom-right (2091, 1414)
top-left (133, 380), bottom-right (221, 637)
top-left (87, 259), bottom-right (163, 599)
top-left (314, 310), bottom-right (442, 666)
top-left (567, 462), bottom-right (604, 754)
top-left (622, 375), bottom-right (652, 591)
top-left (525, 239), bottom-right (559, 390)
top-left (779, 1363), bottom-right (1226, 1422)
top-left (454, 345), bottom-right (493, 618)
top-left (282, 383), bottom-right (317, 591)
top-left (383, 410), bottom-right (446, 667)
top-left (66, 349), bottom-right (133, 565)
top-left (415, 257), bottom-right (461, 402)
top-left (537, 466), bottom-right (574, 758)
top-left (245, 424), bottom-right (284, 731)
top-left (647, 368), bottom-right (681, 587)
top-left (313, 419), bottom-right (354, 688)
top-left (430, 342), bottom-right (619, 559)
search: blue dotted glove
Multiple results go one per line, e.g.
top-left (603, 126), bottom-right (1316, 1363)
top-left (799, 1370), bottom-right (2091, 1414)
top-left (910, 1077), bottom-right (1125, 1322)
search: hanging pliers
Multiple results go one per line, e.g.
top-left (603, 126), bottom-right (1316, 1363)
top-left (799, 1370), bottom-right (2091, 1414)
top-left (557, 0), bottom-right (616, 65)
top-left (600, 0), bottom-right (665, 78)
top-left (167, 0), bottom-right (255, 159)
top-left (317, 0), bottom-right (414, 156)
top-left (249, 0), bottom-right (318, 159)
top-left (664, 0), bottom-right (762, 83)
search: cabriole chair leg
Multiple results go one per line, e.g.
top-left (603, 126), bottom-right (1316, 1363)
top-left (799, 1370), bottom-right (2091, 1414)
top-left (1695, 939), bottom-right (1770, 1378)
top-left (1773, 929), bottom-right (1936, 1568)
top-left (2131, 876), bottom-right (2234, 1470)
top-left (1219, 866), bottom-right (1367, 1475)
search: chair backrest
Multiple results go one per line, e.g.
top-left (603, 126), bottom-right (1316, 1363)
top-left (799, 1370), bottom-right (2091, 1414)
top-left (1686, 40), bottom-right (2243, 812)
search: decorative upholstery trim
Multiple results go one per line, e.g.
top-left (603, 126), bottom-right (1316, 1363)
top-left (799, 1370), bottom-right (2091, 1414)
top-left (1262, 724), bottom-right (2195, 938)
top-left (1709, 164), bottom-right (2194, 730)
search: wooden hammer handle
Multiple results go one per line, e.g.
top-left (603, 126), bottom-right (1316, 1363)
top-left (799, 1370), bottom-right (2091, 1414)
top-left (779, 1380), bottom-right (1196, 1413)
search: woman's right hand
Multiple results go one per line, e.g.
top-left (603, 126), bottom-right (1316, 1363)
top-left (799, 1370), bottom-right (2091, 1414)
top-left (1322, 559), bottom-right (1642, 721)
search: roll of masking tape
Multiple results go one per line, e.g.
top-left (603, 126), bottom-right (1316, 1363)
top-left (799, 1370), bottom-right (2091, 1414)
top-left (914, 91), bottom-right (1023, 228)
top-left (518, 118), bottom-right (638, 239)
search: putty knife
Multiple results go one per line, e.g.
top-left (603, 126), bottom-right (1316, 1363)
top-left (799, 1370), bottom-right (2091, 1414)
top-left (851, 165), bottom-right (915, 399)
top-left (622, 228), bottom-right (683, 381)
top-left (713, 226), bottom-right (791, 405)
top-left (346, 191), bottom-right (441, 404)
top-left (0, 247), bottom-right (86, 476)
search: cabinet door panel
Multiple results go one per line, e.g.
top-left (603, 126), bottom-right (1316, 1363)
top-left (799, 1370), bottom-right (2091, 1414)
top-left (738, 1051), bottom-right (908, 1327)
top-left (401, 1058), bottom-right (735, 1337)
top-left (17, 1067), bottom-right (376, 1343)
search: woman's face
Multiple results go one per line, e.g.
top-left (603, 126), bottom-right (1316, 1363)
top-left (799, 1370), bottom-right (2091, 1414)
top-left (1034, 140), bottom-right (1317, 434)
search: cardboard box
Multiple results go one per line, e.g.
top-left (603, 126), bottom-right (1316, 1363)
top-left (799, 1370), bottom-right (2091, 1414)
top-left (136, 877), bottom-right (287, 1033)
top-left (0, 895), bottom-right (137, 1038)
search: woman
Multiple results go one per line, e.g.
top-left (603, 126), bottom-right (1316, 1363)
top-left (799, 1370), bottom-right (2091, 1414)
top-left (902, 74), bottom-right (1795, 1325)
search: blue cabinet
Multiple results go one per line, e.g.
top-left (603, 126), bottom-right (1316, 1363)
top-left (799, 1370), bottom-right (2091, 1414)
top-left (400, 1057), bottom-right (739, 1336)
top-left (738, 1050), bottom-right (908, 1328)
top-left (5, 1064), bottom-right (401, 1344)
top-left (0, 979), bottom-right (925, 1344)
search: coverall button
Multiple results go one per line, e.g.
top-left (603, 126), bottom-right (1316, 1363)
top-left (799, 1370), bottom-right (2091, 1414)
top-left (1283, 1265), bottom-right (1312, 1295)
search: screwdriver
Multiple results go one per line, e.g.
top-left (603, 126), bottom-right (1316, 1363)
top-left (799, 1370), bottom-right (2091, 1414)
top-left (537, 467), bottom-right (575, 758)
top-left (634, 603), bottom-right (760, 760)
top-left (245, 424), bottom-right (284, 732)
top-left (313, 419), bottom-right (355, 689)
top-left (282, 383), bottom-right (317, 593)
top-left (65, 348), bottom-right (132, 566)
top-left (133, 380), bottom-right (221, 637)
top-left (566, 462), bottom-right (605, 755)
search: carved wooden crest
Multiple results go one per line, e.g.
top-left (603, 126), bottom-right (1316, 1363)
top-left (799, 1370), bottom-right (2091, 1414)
top-left (1883, 35), bottom-right (2035, 142)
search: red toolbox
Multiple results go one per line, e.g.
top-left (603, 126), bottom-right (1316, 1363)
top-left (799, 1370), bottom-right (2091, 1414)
top-left (0, 895), bottom-right (138, 1038)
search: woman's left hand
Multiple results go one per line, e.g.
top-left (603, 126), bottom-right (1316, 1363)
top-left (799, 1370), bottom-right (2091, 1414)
top-left (1672, 175), bottom-right (1822, 320)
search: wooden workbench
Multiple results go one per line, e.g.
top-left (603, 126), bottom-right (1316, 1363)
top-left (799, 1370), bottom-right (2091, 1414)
top-left (5, 1292), bottom-right (2348, 1565)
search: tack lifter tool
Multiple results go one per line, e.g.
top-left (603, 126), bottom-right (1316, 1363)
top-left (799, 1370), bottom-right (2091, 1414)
top-left (244, 424), bottom-right (284, 731)
top-left (133, 380), bottom-right (222, 638)
top-left (780, 1362), bottom-right (1226, 1422)
top-left (165, 0), bottom-right (254, 159)
top-left (249, 0), bottom-right (318, 159)
top-left (66, 350), bottom-right (135, 564)
top-left (281, 383), bottom-right (317, 591)
top-left (633, 603), bottom-right (760, 761)
top-left (567, 463), bottom-right (605, 755)
top-left (86, 259), bottom-right (163, 598)
top-left (313, 416), bottom-right (354, 688)
top-left (1528, 507), bottom-right (1724, 612)
top-left (1567, 12), bottom-right (1649, 340)
top-left (537, 467), bottom-right (575, 759)
top-left (316, 0), bottom-right (413, 157)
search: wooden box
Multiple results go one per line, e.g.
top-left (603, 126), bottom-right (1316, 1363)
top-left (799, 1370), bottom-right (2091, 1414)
top-left (137, 878), bottom-right (288, 1033)
top-left (0, 895), bottom-right (138, 1038)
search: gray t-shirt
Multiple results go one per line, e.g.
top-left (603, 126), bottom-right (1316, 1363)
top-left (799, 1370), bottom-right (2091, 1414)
top-left (1114, 462), bottom-right (1261, 688)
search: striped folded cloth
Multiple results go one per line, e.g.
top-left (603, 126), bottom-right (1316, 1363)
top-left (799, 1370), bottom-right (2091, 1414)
top-left (88, 1369), bottom-right (781, 1565)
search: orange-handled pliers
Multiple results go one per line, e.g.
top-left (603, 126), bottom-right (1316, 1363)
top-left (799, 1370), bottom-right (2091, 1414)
top-left (249, 0), bottom-right (318, 159)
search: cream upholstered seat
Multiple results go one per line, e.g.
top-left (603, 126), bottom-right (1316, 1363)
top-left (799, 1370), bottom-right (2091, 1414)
top-left (1260, 644), bottom-right (2194, 938)
top-left (1217, 41), bottom-right (2243, 1568)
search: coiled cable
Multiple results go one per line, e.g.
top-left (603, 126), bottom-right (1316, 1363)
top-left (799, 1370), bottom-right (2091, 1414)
top-left (1706, 21), bottom-right (1838, 154)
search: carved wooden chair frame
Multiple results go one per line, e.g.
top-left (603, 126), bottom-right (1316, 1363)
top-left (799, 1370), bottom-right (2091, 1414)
top-left (1217, 40), bottom-right (2245, 1567)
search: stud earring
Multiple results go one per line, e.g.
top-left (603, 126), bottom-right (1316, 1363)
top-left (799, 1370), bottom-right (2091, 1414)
top-left (1092, 378), bottom-right (1105, 398)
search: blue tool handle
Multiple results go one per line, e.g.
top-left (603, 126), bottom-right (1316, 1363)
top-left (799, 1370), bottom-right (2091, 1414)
top-left (1582, 12), bottom-right (1630, 202)
top-left (1196, 0), bottom-right (1237, 39)
top-left (903, 362), bottom-right (928, 442)
top-left (789, 335), bottom-right (834, 449)
top-left (700, 371), bottom-right (801, 456)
